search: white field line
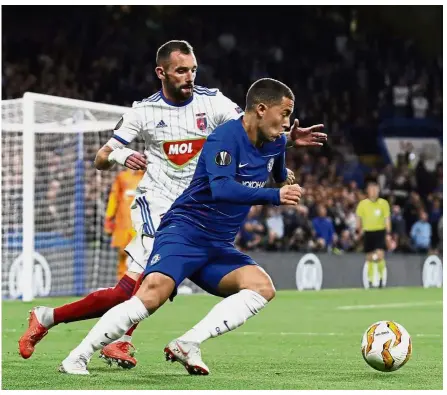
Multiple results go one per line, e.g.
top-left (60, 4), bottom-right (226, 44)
top-left (336, 301), bottom-right (443, 310)
top-left (3, 328), bottom-right (441, 338)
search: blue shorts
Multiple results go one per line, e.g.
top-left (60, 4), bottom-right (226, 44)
top-left (143, 230), bottom-right (256, 299)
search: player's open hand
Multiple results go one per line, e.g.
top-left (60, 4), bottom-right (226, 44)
top-left (280, 184), bottom-right (303, 205)
top-left (125, 152), bottom-right (147, 171)
top-left (288, 119), bottom-right (326, 147)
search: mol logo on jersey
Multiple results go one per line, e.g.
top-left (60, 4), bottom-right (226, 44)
top-left (162, 138), bottom-right (207, 168)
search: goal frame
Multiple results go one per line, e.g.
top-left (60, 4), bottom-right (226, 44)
top-left (20, 92), bottom-right (128, 301)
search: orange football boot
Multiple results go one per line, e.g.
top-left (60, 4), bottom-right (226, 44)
top-left (100, 341), bottom-right (137, 369)
top-left (18, 309), bottom-right (49, 359)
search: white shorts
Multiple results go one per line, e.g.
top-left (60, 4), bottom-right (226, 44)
top-left (124, 194), bottom-right (171, 274)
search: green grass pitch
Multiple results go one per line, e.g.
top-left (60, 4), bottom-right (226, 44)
top-left (2, 287), bottom-right (443, 390)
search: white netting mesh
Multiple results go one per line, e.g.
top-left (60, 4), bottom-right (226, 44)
top-left (2, 96), bottom-right (130, 298)
top-left (1, 94), bottom-right (204, 299)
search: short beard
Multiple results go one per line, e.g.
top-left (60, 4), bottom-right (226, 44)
top-left (165, 76), bottom-right (192, 102)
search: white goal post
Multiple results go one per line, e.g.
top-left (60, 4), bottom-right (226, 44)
top-left (2, 92), bottom-right (129, 301)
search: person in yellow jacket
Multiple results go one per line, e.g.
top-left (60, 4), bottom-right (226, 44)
top-left (356, 180), bottom-right (391, 288)
top-left (104, 169), bottom-right (144, 279)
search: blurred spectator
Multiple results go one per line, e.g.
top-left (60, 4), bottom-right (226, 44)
top-left (415, 155), bottom-right (436, 198)
top-left (36, 179), bottom-right (64, 234)
top-left (266, 207), bottom-right (285, 251)
top-left (390, 204), bottom-right (408, 252)
top-left (410, 210), bottom-right (432, 253)
top-left (404, 191), bottom-right (424, 232)
top-left (391, 204), bottom-right (407, 236)
top-left (377, 164), bottom-right (394, 194)
top-left (311, 205), bottom-right (336, 252)
top-left (287, 205), bottom-right (315, 252)
top-left (282, 206), bottom-right (300, 240)
top-left (429, 197), bottom-right (442, 225)
top-left (336, 229), bottom-right (355, 252)
top-left (391, 168), bottom-right (416, 206)
top-left (428, 196), bottom-right (442, 248)
top-left (411, 89), bottom-right (429, 119)
top-left (343, 204), bottom-right (357, 236)
top-left (299, 153), bottom-right (314, 176)
top-left (392, 76), bottom-right (410, 117)
top-left (237, 206), bottom-right (265, 251)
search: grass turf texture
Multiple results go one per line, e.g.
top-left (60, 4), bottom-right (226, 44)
top-left (2, 287), bottom-right (442, 390)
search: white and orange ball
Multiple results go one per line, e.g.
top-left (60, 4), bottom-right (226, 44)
top-left (361, 321), bottom-right (412, 372)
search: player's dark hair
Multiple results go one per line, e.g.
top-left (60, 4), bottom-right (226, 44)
top-left (156, 40), bottom-right (194, 66)
top-left (245, 78), bottom-right (295, 111)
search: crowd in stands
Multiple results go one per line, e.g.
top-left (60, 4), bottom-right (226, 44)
top-left (2, 6), bottom-right (442, 254)
top-left (3, 6), bottom-right (442, 125)
top-left (237, 148), bottom-right (443, 254)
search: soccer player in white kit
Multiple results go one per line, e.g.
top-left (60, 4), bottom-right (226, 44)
top-left (19, 40), bottom-right (246, 368)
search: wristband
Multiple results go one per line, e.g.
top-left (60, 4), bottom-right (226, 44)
top-left (108, 147), bottom-right (136, 166)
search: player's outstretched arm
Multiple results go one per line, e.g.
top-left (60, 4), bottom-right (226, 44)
top-left (285, 119), bottom-right (327, 148)
top-left (210, 177), bottom-right (281, 206)
top-left (210, 177), bottom-right (302, 206)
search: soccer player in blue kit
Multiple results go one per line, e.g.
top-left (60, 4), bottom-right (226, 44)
top-left (60, 78), bottom-right (325, 375)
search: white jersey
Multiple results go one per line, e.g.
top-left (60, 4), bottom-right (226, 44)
top-left (113, 86), bottom-right (243, 212)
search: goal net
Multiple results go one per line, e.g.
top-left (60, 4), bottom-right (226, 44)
top-left (1, 93), bottom-right (129, 301)
top-left (2, 93), bottom-right (204, 301)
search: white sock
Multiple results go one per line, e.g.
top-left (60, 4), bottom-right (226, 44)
top-left (178, 289), bottom-right (268, 344)
top-left (35, 307), bottom-right (55, 329)
top-left (67, 296), bottom-right (149, 360)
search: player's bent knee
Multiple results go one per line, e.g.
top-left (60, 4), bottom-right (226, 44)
top-left (243, 273), bottom-right (276, 302)
top-left (242, 267), bottom-right (276, 301)
top-left (136, 272), bottom-right (175, 313)
top-left (250, 282), bottom-right (276, 302)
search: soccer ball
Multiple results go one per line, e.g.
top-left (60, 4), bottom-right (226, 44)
top-left (361, 321), bottom-right (412, 372)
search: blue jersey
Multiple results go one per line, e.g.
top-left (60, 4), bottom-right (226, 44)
top-left (158, 117), bottom-right (287, 244)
